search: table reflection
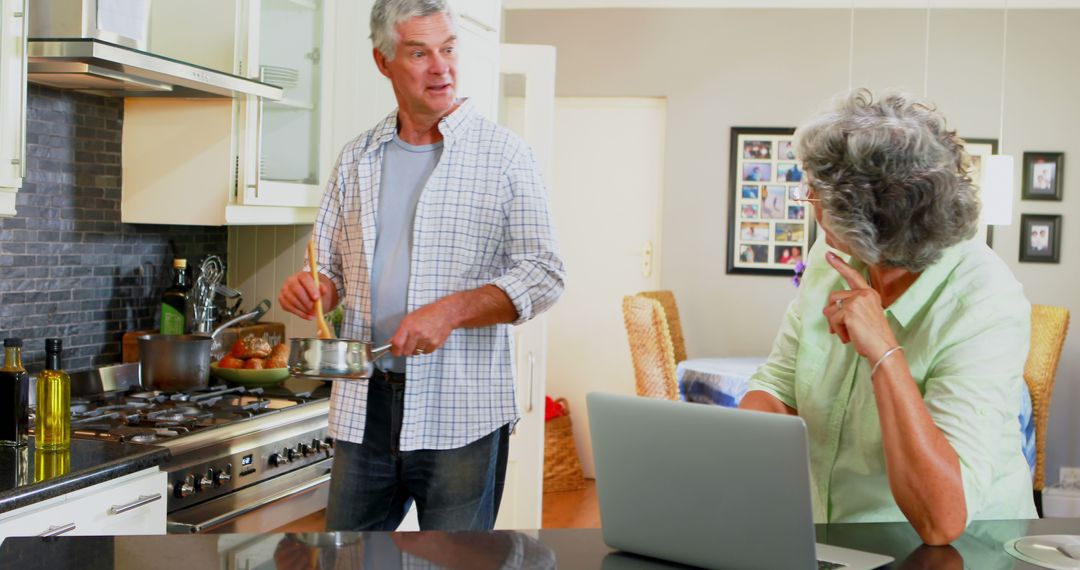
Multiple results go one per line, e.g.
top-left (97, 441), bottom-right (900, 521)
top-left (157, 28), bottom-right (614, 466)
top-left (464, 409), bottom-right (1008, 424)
top-left (34, 449), bottom-right (70, 482)
top-left (818, 519), bottom-right (1032, 570)
top-left (265, 530), bottom-right (555, 570)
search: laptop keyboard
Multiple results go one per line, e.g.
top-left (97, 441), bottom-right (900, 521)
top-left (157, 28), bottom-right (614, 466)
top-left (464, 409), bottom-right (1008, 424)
top-left (817, 561), bottom-right (846, 569)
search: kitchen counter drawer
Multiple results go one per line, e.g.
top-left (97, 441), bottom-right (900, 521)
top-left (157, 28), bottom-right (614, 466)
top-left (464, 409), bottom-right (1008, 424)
top-left (0, 468), bottom-right (166, 540)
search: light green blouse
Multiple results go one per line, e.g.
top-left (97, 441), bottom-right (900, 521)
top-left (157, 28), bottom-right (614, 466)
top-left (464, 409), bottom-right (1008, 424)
top-left (749, 237), bottom-right (1038, 524)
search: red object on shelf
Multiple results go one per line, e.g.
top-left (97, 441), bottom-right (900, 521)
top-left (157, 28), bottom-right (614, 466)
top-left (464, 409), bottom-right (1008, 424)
top-left (545, 396), bottom-right (567, 422)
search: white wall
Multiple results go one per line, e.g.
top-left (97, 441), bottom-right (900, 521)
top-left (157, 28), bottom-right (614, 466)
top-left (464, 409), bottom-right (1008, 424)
top-left (506, 8), bottom-right (1080, 482)
top-left (228, 225), bottom-right (313, 339)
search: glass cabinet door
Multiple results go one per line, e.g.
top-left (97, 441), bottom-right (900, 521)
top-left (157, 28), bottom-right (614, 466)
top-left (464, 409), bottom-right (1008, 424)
top-left (241, 0), bottom-right (327, 208)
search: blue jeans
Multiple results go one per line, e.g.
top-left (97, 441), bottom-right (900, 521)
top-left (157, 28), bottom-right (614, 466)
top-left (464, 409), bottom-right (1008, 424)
top-left (325, 371), bottom-right (510, 531)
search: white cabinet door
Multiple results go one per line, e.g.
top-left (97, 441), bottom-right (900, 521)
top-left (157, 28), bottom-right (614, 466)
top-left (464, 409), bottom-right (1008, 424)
top-left (0, 0), bottom-right (27, 215)
top-left (237, 0), bottom-right (333, 210)
top-left (0, 468), bottom-right (167, 540)
top-left (455, 15), bottom-right (500, 122)
top-left (75, 468), bottom-right (167, 536)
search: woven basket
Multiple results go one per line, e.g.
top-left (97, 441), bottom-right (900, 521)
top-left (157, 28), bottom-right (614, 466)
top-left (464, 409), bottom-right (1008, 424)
top-left (544, 398), bottom-right (587, 493)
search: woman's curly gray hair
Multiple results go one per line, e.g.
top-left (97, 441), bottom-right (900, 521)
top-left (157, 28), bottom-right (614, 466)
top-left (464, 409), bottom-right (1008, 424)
top-left (370, 0), bottom-right (454, 60)
top-left (794, 88), bottom-right (980, 272)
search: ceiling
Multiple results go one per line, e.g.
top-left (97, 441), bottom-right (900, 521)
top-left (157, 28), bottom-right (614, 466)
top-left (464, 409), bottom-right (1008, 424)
top-left (504, 0), bottom-right (1078, 9)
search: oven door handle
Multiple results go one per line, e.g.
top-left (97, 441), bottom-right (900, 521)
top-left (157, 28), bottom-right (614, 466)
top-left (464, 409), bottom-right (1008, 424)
top-left (168, 472), bottom-right (331, 533)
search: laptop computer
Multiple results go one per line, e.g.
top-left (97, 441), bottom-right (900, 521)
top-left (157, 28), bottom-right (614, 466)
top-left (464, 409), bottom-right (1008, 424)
top-left (586, 392), bottom-right (894, 570)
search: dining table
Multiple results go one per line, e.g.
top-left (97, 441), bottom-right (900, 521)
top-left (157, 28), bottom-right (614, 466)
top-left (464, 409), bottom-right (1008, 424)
top-left (676, 356), bottom-right (768, 407)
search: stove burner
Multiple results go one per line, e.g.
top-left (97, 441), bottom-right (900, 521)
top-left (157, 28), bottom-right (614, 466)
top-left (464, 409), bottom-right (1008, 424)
top-left (149, 412), bottom-right (189, 423)
top-left (63, 383), bottom-right (307, 444)
top-left (98, 402), bottom-right (152, 411)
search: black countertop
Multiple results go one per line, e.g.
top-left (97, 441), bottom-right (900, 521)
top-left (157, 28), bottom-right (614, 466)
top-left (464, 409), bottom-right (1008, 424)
top-left (2, 518), bottom-right (1078, 569)
top-left (0, 438), bottom-right (169, 515)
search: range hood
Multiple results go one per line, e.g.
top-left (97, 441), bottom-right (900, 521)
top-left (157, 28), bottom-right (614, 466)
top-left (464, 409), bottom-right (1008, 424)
top-left (28, 38), bottom-right (283, 99)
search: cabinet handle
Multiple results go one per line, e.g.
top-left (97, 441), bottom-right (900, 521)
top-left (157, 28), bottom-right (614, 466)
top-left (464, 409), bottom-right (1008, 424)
top-left (38, 522), bottom-right (76, 537)
top-left (460, 13), bottom-right (496, 33)
top-left (15, 0), bottom-right (28, 178)
top-left (249, 97), bottom-right (264, 199)
top-left (109, 493), bottom-right (162, 515)
top-left (526, 351), bottom-right (535, 413)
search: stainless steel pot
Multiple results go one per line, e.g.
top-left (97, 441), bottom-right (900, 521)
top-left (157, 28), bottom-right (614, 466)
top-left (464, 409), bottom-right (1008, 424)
top-left (288, 338), bottom-right (392, 380)
top-left (139, 300), bottom-right (270, 391)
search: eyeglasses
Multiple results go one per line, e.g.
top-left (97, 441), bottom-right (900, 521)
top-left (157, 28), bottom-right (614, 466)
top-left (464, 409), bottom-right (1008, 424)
top-left (791, 178), bottom-right (820, 204)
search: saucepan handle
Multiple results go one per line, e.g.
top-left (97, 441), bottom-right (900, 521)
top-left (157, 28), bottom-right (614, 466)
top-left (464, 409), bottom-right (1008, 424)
top-left (210, 299), bottom-right (271, 339)
top-left (372, 344), bottom-right (393, 361)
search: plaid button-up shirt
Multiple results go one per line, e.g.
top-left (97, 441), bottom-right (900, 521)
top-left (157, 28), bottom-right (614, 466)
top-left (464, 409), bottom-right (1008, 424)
top-left (314, 100), bottom-right (565, 450)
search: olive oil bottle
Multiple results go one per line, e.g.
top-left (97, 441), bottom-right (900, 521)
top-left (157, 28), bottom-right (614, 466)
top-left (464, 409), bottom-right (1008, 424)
top-left (35, 338), bottom-right (70, 451)
top-left (160, 258), bottom-right (189, 335)
top-left (0, 338), bottom-right (29, 446)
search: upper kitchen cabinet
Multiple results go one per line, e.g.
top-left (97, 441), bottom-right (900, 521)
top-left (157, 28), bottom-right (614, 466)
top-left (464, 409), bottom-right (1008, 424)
top-left (123, 0), bottom-right (501, 226)
top-left (0, 0), bottom-right (27, 216)
top-left (122, 0), bottom-right (338, 225)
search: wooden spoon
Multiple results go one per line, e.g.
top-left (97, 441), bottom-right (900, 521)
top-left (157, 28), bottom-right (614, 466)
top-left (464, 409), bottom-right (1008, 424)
top-left (307, 238), bottom-right (335, 339)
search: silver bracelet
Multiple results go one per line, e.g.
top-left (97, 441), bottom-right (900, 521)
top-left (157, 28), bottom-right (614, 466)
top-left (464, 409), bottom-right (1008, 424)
top-left (870, 346), bottom-right (904, 378)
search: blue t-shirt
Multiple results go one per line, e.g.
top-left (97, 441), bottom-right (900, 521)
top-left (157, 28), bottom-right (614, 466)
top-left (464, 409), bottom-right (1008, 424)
top-left (371, 134), bottom-right (443, 373)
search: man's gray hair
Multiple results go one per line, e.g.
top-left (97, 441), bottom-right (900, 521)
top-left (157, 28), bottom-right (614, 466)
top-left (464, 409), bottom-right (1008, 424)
top-left (794, 88), bottom-right (980, 272)
top-left (370, 0), bottom-right (453, 60)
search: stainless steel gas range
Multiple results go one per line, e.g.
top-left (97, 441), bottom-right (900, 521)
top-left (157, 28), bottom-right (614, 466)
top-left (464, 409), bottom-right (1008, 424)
top-left (59, 369), bottom-right (334, 533)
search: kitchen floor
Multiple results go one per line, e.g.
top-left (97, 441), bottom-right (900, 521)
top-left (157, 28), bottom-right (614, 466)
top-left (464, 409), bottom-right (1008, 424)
top-left (269, 480), bottom-right (601, 531)
top-left (542, 480), bottom-right (601, 528)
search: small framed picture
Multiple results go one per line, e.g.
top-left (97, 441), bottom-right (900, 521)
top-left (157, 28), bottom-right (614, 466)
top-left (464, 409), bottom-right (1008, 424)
top-left (1022, 152), bottom-right (1064, 201)
top-left (1019, 214), bottom-right (1061, 263)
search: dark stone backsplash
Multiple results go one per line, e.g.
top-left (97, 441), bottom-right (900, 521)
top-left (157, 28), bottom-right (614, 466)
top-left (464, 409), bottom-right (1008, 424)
top-left (0, 86), bottom-right (227, 373)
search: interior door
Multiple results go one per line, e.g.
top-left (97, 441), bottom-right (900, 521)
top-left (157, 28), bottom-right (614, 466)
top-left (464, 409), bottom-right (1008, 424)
top-left (494, 43), bottom-right (556, 531)
top-left (545, 98), bottom-right (667, 477)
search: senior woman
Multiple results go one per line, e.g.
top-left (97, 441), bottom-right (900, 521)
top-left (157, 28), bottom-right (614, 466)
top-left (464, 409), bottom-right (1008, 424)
top-left (741, 89), bottom-right (1037, 545)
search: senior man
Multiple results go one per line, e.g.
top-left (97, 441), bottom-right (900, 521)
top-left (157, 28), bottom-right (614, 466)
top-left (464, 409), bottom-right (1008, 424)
top-left (279, 0), bottom-right (565, 531)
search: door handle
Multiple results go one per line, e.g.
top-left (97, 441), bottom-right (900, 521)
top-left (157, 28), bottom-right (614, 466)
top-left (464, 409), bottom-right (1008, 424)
top-left (109, 493), bottom-right (163, 515)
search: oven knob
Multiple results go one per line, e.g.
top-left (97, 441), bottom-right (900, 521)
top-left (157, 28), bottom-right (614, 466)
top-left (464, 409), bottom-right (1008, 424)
top-left (269, 453), bottom-right (284, 467)
top-left (300, 443), bottom-right (313, 457)
top-left (314, 438), bottom-right (331, 455)
top-left (174, 475), bottom-right (195, 498)
top-left (195, 470), bottom-right (214, 491)
top-left (323, 436), bottom-right (335, 449)
top-left (195, 471), bottom-right (213, 492)
top-left (287, 447), bottom-right (300, 462)
top-left (214, 466), bottom-right (232, 486)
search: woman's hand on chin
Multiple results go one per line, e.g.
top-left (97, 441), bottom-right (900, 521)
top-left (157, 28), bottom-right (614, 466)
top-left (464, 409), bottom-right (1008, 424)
top-left (822, 251), bottom-right (898, 362)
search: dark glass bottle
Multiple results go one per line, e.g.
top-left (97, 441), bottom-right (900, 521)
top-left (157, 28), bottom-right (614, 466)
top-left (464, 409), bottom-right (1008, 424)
top-left (0, 338), bottom-right (29, 446)
top-left (160, 258), bottom-right (189, 335)
top-left (35, 338), bottom-right (70, 451)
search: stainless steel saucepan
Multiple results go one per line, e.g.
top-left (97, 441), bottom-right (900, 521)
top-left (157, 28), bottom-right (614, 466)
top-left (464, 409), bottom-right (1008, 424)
top-left (288, 338), bottom-right (393, 380)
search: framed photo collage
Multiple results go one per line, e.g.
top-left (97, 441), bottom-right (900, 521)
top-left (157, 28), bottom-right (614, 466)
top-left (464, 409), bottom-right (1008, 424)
top-left (726, 127), bottom-right (815, 276)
